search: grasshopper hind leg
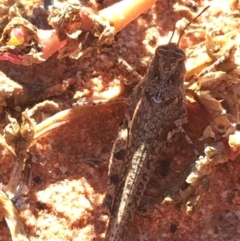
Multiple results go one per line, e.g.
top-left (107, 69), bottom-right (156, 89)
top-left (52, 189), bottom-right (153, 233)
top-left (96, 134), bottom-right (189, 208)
top-left (101, 122), bottom-right (128, 215)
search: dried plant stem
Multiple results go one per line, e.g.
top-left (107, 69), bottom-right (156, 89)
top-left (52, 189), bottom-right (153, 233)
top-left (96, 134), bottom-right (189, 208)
top-left (6, 154), bottom-right (25, 196)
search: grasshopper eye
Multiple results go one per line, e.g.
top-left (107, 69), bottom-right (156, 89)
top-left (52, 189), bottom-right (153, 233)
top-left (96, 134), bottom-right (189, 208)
top-left (173, 49), bottom-right (186, 61)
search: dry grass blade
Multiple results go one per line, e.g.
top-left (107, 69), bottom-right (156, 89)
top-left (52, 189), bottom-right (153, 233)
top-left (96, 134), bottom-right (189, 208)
top-left (34, 105), bottom-right (96, 139)
top-left (0, 190), bottom-right (29, 241)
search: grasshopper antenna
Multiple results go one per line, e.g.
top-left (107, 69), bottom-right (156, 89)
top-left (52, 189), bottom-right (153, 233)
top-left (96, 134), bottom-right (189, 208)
top-left (177, 5), bottom-right (210, 46)
top-left (168, 0), bottom-right (176, 44)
